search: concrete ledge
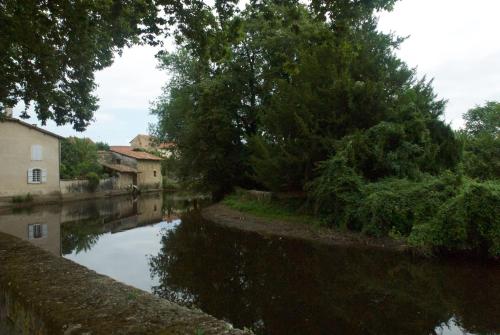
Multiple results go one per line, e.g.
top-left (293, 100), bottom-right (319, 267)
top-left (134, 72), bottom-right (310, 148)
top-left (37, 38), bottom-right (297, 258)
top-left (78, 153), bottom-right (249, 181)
top-left (0, 232), bottom-right (251, 335)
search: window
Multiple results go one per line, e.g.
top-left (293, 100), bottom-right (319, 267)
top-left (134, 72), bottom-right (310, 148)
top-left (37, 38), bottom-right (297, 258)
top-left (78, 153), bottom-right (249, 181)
top-left (31, 145), bottom-right (43, 161)
top-left (28, 224), bottom-right (48, 240)
top-left (28, 168), bottom-right (47, 184)
top-left (116, 158), bottom-right (122, 164)
top-left (154, 170), bottom-right (157, 177)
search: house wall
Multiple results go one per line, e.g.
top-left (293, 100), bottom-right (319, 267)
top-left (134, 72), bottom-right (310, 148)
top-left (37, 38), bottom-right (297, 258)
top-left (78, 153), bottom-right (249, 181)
top-left (0, 207), bottom-right (61, 256)
top-left (130, 136), bottom-right (151, 150)
top-left (115, 173), bottom-right (135, 189)
top-left (137, 160), bottom-right (162, 189)
top-left (0, 121), bottom-right (60, 197)
top-left (99, 151), bottom-right (138, 170)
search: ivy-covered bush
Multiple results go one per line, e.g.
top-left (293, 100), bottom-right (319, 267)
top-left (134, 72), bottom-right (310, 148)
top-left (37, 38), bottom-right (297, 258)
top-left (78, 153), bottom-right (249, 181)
top-left (309, 168), bottom-right (499, 257)
top-left (409, 181), bottom-right (500, 258)
top-left (306, 155), bottom-right (364, 230)
top-left (86, 172), bottom-right (100, 192)
top-left (358, 174), bottom-right (461, 237)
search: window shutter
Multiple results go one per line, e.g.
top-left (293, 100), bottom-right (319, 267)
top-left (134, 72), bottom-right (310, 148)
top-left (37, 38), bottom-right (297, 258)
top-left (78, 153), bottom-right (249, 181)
top-left (28, 225), bottom-right (34, 240)
top-left (31, 145), bottom-right (43, 161)
top-left (42, 169), bottom-right (48, 183)
top-left (42, 224), bottom-right (48, 237)
top-left (27, 168), bottom-right (34, 184)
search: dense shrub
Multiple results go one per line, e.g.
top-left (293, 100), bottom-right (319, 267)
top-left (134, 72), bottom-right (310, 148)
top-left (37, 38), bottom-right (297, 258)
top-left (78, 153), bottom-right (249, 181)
top-left (461, 132), bottom-right (500, 181)
top-left (333, 119), bottom-right (460, 182)
top-left (358, 174), bottom-right (461, 237)
top-left (309, 167), bottom-right (499, 257)
top-left (86, 172), bottom-right (100, 192)
top-left (306, 155), bottom-right (364, 230)
top-left (409, 181), bottom-right (500, 257)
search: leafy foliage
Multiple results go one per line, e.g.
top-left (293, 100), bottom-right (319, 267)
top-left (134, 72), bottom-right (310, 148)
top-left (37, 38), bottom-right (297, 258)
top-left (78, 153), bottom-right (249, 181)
top-left (461, 101), bottom-right (499, 181)
top-left (0, 0), bottom-right (239, 130)
top-left (410, 181), bottom-right (500, 257)
top-left (463, 101), bottom-right (499, 136)
top-left (86, 172), bottom-right (100, 192)
top-left (152, 0), bottom-right (456, 194)
top-left (309, 171), bottom-right (500, 258)
top-left (60, 137), bottom-right (103, 179)
top-left (148, 0), bottom-right (498, 258)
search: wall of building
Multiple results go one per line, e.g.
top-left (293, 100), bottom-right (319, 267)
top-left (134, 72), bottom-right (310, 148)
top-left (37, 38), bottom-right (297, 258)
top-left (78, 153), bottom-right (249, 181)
top-left (0, 121), bottom-right (60, 197)
top-left (0, 208), bottom-right (61, 256)
top-left (137, 160), bottom-right (162, 189)
top-left (130, 136), bottom-right (151, 149)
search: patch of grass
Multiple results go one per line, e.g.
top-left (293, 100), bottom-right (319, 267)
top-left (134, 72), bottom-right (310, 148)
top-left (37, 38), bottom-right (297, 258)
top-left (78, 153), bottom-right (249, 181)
top-left (223, 193), bottom-right (321, 226)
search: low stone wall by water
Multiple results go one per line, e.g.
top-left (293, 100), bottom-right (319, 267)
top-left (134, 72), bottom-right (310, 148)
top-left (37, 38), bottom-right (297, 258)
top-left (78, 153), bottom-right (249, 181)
top-left (0, 232), bottom-right (251, 335)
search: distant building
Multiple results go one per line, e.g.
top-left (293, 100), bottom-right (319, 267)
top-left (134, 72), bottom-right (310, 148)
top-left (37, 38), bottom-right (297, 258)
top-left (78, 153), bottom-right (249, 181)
top-left (0, 112), bottom-right (64, 198)
top-left (129, 134), bottom-right (175, 158)
top-left (98, 146), bottom-right (162, 190)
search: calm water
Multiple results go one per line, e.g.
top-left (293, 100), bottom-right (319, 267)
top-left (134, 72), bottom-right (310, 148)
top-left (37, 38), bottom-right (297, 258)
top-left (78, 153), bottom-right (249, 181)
top-left (0, 193), bottom-right (498, 335)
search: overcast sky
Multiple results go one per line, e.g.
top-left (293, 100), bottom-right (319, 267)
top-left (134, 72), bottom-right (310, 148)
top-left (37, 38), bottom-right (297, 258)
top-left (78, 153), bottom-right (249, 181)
top-left (12, 0), bottom-right (500, 145)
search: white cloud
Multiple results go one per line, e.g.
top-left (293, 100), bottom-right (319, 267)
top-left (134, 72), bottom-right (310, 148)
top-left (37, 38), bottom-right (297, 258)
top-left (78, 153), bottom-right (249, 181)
top-left (378, 0), bottom-right (500, 128)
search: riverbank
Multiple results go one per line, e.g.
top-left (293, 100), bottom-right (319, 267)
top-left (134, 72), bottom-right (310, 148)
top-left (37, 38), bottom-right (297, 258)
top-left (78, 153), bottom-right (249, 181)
top-left (0, 232), bottom-right (251, 335)
top-left (202, 203), bottom-right (409, 252)
top-left (0, 188), bottom-right (165, 212)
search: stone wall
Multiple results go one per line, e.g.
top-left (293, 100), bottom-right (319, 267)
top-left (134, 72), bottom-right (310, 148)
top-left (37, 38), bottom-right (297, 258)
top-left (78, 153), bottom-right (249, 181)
top-left (0, 232), bottom-right (251, 335)
top-left (60, 178), bottom-right (117, 195)
top-left (137, 160), bottom-right (162, 190)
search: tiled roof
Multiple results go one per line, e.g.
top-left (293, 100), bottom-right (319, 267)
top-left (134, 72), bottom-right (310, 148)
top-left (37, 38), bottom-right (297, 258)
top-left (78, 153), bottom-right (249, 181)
top-left (101, 163), bottom-right (138, 173)
top-left (109, 146), bottom-right (162, 161)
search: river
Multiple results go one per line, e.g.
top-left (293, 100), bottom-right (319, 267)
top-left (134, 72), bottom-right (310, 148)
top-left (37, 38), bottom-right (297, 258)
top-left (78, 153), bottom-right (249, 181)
top-left (0, 193), bottom-right (498, 335)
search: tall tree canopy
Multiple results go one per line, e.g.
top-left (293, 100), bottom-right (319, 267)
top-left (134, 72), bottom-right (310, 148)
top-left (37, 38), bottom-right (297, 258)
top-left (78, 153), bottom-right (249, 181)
top-left (461, 101), bottom-right (500, 181)
top-left (0, 0), bottom-right (238, 130)
top-left (152, 0), bottom-right (459, 196)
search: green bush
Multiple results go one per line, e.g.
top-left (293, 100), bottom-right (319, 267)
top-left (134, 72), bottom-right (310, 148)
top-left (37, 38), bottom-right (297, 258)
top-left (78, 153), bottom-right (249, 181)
top-left (86, 172), bottom-right (100, 192)
top-left (358, 174), bottom-right (461, 237)
top-left (409, 181), bottom-right (500, 257)
top-left (306, 155), bottom-right (364, 230)
top-left (309, 163), bottom-right (500, 258)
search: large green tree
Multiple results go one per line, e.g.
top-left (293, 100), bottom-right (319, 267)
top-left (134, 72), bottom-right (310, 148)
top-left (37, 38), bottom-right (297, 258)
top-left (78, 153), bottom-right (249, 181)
top-left (0, 0), bottom-right (238, 130)
top-left (60, 137), bottom-right (103, 179)
top-left (152, 0), bottom-right (459, 195)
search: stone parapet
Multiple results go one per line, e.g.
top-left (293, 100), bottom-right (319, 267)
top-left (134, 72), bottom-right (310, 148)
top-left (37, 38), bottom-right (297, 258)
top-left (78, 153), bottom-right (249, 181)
top-left (0, 232), bottom-right (251, 335)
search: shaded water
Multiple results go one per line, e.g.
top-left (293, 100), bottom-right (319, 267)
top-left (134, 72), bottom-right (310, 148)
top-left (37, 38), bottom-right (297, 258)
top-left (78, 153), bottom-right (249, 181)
top-left (0, 193), bottom-right (498, 335)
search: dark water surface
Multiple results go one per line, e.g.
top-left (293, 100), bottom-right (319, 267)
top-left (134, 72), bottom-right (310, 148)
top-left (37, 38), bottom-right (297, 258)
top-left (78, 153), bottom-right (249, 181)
top-left (0, 193), bottom-right (498, 335)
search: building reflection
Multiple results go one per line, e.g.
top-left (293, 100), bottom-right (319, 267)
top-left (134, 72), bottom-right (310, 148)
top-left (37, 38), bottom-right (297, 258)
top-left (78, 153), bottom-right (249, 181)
top-left (0, 192), bottom-right (196, 256)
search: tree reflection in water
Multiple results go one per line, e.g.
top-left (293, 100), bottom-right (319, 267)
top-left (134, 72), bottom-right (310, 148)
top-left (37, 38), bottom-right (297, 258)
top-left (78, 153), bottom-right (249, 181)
top-left (149, 211), bottom-right (500, 335)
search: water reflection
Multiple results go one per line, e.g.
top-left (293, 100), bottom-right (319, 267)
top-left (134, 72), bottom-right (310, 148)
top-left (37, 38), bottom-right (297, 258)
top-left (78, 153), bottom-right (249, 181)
top-left (149, 211), bottom-right (500, 335)
top-left (0, 195), bottom-right (498, 335)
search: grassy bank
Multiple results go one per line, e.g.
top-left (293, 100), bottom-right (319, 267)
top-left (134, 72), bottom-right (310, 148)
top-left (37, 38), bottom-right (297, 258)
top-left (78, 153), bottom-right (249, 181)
top-left (223, 192), bottom-right (321, 226)
top-left (223, 178), bottom-right (500, 259)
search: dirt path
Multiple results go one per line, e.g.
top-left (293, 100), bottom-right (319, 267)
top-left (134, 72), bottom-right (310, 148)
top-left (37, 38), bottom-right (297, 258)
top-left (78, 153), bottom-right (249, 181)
top-left (202, 203), bottom-right (409, 252)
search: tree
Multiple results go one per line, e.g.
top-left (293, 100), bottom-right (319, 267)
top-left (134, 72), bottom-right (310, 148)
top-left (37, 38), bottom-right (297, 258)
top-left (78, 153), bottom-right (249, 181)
top-left (463, 101), bottom-right (500, 136)
top-left (461, 101), bottom-right (500, 180)
top-left (246, 3), bottom-right (459, 190)
top-left (60, 137), bottom-right (102, 179)
top-left (151, 50), bottom-right (251, 199)
top-left (152, 0), bottom-right (460, 195)
top-left (95, 142), bottom-right (110, 151)
top-left (0, 0), bottom-right (238, 130)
